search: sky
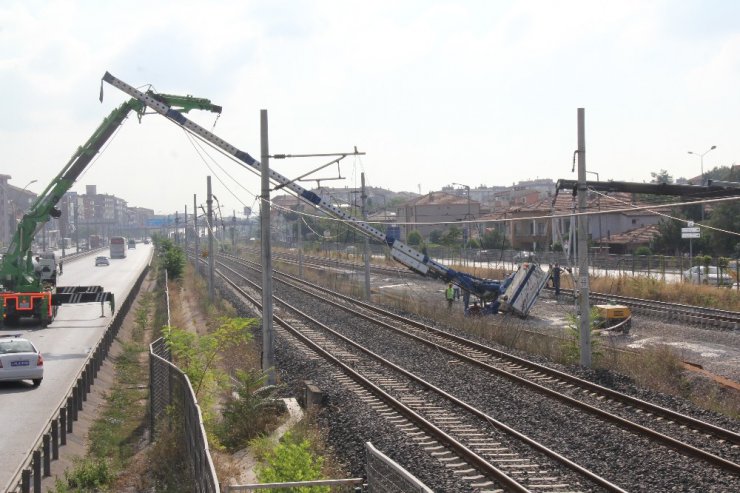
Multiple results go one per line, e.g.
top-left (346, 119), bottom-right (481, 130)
top-left (2, 0), bottom-right (739, 217)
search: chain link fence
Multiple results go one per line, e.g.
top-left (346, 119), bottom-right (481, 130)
top-left (150, 337), bottom-right (220, 493)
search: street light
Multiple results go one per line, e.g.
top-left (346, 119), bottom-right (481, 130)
top-left (688, 146), bottom-right (716, 220)
top-left (688, 145), bottom-right (716, 185)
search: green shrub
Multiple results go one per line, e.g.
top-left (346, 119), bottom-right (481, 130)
top-left (634, 246), bottom-right (652, 256)
top-left (217, 369), bottom-right (285, 450)
top-left (256, 433), bottom-right (328, 492)
top-left (51, 458), bottom-right (112, 492)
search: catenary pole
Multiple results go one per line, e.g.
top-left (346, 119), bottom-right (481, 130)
top-left (577, 108), bottom-right (592, 368)
top-left (184, 204), bottom-right (188, 258)
top-left (260, 109), bottom-right (276, 385)
top-left (207, 176), bottom-right (215, 301)
top-left (298, 211), bottom-right (304, 279)
top-left (361, 173), bottom-right (371, 300)
top-left (193, 194), bottom-right (199, 274)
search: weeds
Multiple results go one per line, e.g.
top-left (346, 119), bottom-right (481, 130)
top-left (560, 308), bottom-right (603, 365)
top-left (51, 457), bottom-right (112, 492)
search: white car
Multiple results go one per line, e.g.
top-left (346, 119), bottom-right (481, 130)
top-left (682, 266), bottom-right (733, 286)
top-left (0, 334), bottom-right (44, 387)
top-left (95, 256), bottom-right (110, 266)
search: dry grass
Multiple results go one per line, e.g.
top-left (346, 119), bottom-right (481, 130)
top-left (588, 274), bottom-right (740, 311)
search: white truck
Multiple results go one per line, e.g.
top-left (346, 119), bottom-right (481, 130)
top-left (33, 252), bottom-right (58, 286)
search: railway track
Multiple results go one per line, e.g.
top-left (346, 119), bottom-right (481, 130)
top-left (214, 252), bottom-right (740, 491)
top-left (263, 248), bottom-right (739, 330)
top-left (553, 288), bottom-right (740, 330)
top-left (215, 257), bottom-right (625, 492)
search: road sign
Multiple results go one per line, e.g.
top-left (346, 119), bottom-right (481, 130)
top-left (682, 227), bottom-right (700, 239)
top-left (682, 227), bottom-right (700, 234)
top-left (682, 231), bottom-right (700, 239)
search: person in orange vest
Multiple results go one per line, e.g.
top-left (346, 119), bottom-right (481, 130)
top-left (445, 283), bottom-right (455, 309)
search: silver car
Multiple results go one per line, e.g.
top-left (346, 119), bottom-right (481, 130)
top-left (0, 334), bottom-right (44, 387)
top-left (682, 266), bottom-right (733, 286)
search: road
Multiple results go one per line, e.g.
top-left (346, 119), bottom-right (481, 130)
top-left (0, 244), bottom-right (152, 491)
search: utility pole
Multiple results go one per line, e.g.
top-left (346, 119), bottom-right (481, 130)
top-left (260, 109), bottom-right (276, 385)
top-left (207, 177), bottom-right (215, 301)
top-left (361, 172), bottom-right (371, 300)
top-left (577, 108), bottom-right (592, 368)
top-left (184, 204), bottom-right (188, 258)
top-left (297, 208), bottom-right (304, 278)
top-left (175, 211), bottom-right (179, 245)
top-left (193, 194), bottom-right (199, 275)
top-left (232, 210), bottom-right (236, 252)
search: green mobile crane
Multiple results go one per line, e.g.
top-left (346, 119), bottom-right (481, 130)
top-left (0, 91), bottom-right (222, 327)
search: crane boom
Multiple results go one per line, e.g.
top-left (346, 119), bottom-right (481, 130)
top-left (102, 71), bottom-right (548, 316)
top-left (0, 91), bottom-right (222, 327)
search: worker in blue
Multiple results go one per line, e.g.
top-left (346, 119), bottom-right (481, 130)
top-left (445, 282), bottom-right (455, 309)
top-left (551, 263), bottom-right (563, 296)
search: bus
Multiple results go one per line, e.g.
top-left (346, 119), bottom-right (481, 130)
top-left (110, 236), bottom-right (127, 259)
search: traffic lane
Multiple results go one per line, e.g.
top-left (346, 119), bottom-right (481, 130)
top-left (0, 244), bottom-right (152, 489)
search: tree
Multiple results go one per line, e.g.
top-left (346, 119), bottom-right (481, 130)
top-left (429, 229), bottom-right (444, 244)
top-left (157, 237), bottom-right (186, 279)
top-left (707, 201), bottom-right (740, 256)
top-left (650, 169), bottom-right (674, 184)
top-left (406, 230), bottom-right (423, 246)
top-left (442, 226), bottom-right (462, 247)
top-left (480, 229), bottom-right (509, 250)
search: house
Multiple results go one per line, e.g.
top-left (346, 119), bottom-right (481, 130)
top-left (397, 191), bottom-right (480, 241)
top-left (598, 224), bottom-right (662, 254)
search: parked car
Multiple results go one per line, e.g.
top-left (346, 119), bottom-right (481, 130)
top-left (682, 266), bottom-right (733, 286)
top-left (0, 334), bottom-right (44, 387)
top-left (95, 256), bottom-right (110, 266)
top-left (513, 251), bottom-right (537, 264)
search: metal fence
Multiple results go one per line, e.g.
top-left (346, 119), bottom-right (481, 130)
top-left (3, 258), bottom-right (151, 493)
top-left (365, 442), bottom-right (433, 493)
top-left (315, 241), bottom-right (740, 282)
top-left (150, 337), bottom-right (220, 493)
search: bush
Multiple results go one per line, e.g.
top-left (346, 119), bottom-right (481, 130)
top-left (634, 246), bottom-right (652, 256)
top-left (255, 432), bottom-right (328, 492)
top-left (52, 458), bottom-right (112, 492)
top-left (217, 369), bottom-right (285, 450)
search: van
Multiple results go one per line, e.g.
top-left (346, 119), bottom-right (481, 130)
top-left (128, 239), bottom-right (137, 249)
